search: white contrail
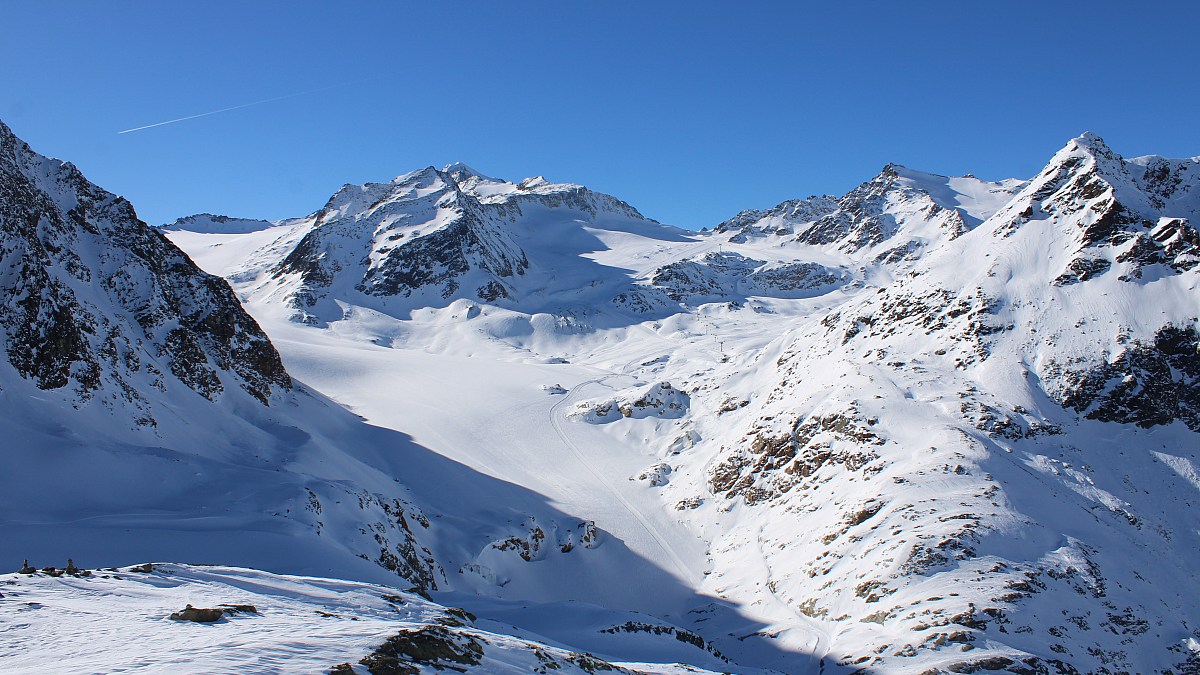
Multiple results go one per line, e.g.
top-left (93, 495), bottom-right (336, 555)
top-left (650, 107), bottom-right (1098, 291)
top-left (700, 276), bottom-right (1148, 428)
top-left (117, 83), bottom-right (348, 134)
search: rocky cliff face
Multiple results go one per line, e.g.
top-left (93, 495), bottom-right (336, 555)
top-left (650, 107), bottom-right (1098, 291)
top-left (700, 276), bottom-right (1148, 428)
top-left (0, 121), bottom-right (453, 594)
top-left (0, 120), bottom-right (290, 418)
top-left (275, 166), bottom-right (528, 316)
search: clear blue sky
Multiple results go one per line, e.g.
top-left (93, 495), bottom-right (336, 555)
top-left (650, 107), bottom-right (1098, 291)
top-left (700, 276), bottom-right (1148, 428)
top-left (2, 2), bottom-right (1197, 229)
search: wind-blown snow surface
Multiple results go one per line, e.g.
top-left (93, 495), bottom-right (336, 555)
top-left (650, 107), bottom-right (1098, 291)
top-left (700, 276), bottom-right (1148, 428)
top-left (0, 564), bottom-right (728, 675)
top-left (165, 141), bottom-right (1200, 674)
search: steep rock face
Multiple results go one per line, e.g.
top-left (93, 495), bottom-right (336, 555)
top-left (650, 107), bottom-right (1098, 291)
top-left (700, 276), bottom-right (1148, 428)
top-left (0, 120), bottom-right (290, 414)
top-left (990, 134), bottom-right (1200, 284)
top-left (274, 166), bottom-right (528, 322)
top-left (798, 164), bottom-right (970, 252)
top-left (974, 135), bottom-right (1200, 429)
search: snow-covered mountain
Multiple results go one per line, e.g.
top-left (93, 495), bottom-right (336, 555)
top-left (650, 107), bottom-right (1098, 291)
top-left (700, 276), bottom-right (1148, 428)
top-left (162, 134), bottom-right (1200, 673)
top-left (229, 162), bottom-right (682, 326)
top-left (675, 133), bottom-right (1200, 672)
top-left (714, 164), bottom-right (1027, 263)
top-left (6, 115), bottom-right (1200, 674)
top-left (0, 118), bottom-right (452, 590)
top-left (163, 212), bottom-right (277, 234)
top-left (0, 121), bottom-right (775, 674)
top-left (0, 120), bottom-right (290, 414)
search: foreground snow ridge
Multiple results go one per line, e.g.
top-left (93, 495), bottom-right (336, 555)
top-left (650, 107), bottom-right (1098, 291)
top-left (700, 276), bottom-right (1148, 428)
top-left (0, 564), bottom-right (723, 675)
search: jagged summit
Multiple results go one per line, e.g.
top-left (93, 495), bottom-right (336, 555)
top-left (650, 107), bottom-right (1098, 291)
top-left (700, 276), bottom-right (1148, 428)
top-left (440, 161), bottom-right (491, 181)
top-left (206, 161), bottom-right (670, 324)
top-left (442, 160), bottom-right (480, 174)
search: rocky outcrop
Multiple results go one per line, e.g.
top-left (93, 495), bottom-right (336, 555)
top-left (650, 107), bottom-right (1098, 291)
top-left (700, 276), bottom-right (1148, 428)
top-left (714, 195), bottom-right (839, 240)
top-left (0, 120), bottom-right (290, 415)
top-left (650, 251), bottom-right (844, 302)
top-left (1044, 324), bottom-right (1200, 431)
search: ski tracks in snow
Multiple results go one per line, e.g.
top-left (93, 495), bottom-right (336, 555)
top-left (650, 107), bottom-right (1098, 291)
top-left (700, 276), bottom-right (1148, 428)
top-left (548, 374), bottom-right (703, 586)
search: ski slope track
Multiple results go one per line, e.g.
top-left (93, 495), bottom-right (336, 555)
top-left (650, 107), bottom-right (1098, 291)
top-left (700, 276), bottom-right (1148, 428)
top-left (3, 116), bottom-right (1200, 673)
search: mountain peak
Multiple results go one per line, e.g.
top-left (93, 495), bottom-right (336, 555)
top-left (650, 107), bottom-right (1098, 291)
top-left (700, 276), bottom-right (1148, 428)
top-left (442, 162), bottom-right (503, 185)
top-left (1059, 131), bottom-right (1118, 161)
top-left (442, 161), bottom-right (480, 175)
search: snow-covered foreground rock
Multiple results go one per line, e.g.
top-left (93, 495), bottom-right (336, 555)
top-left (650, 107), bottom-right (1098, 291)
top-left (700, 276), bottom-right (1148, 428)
top-left (4, 110), bottom-right (1200, 673)
top-left (0, 564), bottom-right (730, 674)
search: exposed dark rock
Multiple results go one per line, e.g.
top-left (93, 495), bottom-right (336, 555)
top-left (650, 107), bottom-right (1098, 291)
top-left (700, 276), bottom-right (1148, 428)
top-left (0, 120), bottom-right (290, 412)
top-left (599, 621), bottom-right (727, 661)
top-left (356, 625), bottom-right (483, 674)
top-left (1053, 257), bottom-right (1111, 286)
top-left (168, 604), bottom-right (226, 622)
top-left (647, 251), bottom-right (843, 304)
top-left (1047, 324), bottom-right (1200, 431)
top-left (710, 410), bottom-right (883, 503)
top-left (714, 195), bottom-right (839, 239)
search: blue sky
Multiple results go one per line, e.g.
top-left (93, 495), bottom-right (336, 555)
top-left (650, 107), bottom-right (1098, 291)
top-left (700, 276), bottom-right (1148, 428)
top-left (2, 2), bottom-right (1197, 229)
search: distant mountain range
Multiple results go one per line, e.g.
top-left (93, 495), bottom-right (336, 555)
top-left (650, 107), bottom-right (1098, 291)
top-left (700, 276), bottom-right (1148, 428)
top-left (4, 115), bottom-right (1199, 673)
